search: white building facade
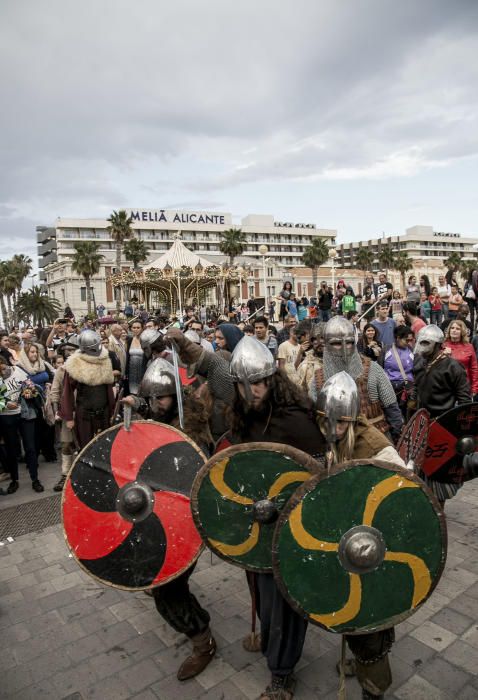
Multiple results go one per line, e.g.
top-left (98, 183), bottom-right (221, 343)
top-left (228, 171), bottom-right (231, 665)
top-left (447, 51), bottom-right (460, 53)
top-left (37, 210), bottom-right (337, 316)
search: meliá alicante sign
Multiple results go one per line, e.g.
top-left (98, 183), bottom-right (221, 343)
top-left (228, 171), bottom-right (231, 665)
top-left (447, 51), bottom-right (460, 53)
top-left (127, 209), bottom-right (232, 226)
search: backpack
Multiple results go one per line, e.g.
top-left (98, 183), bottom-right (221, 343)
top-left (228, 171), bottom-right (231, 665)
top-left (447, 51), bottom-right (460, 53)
top-left (342, 294), bottom-right (356, 312)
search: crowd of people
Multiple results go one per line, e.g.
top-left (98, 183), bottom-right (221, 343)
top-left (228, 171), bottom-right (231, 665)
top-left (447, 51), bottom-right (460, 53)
top-left (0, 268), bottom-right (477, 699)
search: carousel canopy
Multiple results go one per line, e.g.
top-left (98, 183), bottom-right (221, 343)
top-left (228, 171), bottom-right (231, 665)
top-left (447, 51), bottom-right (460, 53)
top-left (143, 239), bottom-right (212, 271)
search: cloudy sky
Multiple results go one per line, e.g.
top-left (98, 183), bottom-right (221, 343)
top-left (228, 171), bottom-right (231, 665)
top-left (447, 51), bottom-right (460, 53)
top-left (1, 0), bottom-right (478, 268)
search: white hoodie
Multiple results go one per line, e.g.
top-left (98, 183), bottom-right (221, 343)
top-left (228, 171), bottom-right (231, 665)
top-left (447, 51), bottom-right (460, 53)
top-left (0, 365), bottom-right (29, 416)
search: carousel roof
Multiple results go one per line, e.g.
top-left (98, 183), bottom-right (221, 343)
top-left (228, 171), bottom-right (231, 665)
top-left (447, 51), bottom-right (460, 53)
top-left (143, 239), bottom-right (213, 271)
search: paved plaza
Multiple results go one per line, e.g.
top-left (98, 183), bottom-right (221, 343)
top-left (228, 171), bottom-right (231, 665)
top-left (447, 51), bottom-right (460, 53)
top-left (0, 462), bottom-right (477, 700)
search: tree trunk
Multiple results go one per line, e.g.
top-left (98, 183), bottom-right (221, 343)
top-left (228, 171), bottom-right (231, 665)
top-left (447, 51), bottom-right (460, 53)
top-left (116, 243), bottom-right (122, 313)
top-left (312, 267), bottom-right (318, 296)
top-left (5, 295), bottom-right (13, 330)
top-left (85, 276), bottom-right (92, 316)
top-left (0, 295), bottom-right (8, 329)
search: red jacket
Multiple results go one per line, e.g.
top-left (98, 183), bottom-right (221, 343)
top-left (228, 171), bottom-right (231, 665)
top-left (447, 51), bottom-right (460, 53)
top-left (444, 341), bottom-right (478, 394)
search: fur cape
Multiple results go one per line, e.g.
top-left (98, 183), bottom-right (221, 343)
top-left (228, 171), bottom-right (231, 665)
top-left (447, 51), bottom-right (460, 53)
top-left (64, 348), bottom-right (114, 386)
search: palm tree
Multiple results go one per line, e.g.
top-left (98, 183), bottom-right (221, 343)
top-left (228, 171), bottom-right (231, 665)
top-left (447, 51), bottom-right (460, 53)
top-left (71, 242), bottom-right (104, 315)
top-left (0, 262), bottom-right (11, 328)
top-left (107, 210), bottom-right (134, 311)
top-left (394, 251), bottom-right (414, 292)
top-left (378, 245), bottom-right (395, 275)
top-left (353, 247), bottom-right (374, 275)
top-left (0, 260), bottom-right (18, 326)
top-left (302, 238), bottom-right (330, 293)
top-left (124, 238), bottom-right (149, 270)
top-left (219, 228), bottom-right (248, 266)
top-left (459, 257), bottom-right (478, 282)
top-left (444, 252), bottom-right (462, 274)
top-left (15, 286), bottom-right (61, 327)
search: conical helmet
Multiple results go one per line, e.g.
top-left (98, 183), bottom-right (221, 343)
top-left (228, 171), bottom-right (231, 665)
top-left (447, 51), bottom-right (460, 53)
top-left (317, 371), bottom-right (360, 443)
top-left (78, 330), bottom-right (101, 357)
top-left (230, 336), bottom-right (276, 384)
top-left (139, 358), bottom-right (176, 398)
top-left (414, 324), bottom-right (444, 356)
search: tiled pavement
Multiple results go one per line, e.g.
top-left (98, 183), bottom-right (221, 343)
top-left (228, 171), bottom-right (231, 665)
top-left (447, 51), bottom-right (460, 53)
top-left (0, 470), bottom-right (477, 699)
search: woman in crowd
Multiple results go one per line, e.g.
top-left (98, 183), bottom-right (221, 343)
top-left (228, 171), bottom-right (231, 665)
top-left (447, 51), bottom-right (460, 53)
top-left (214, 323), bottom-right (244, 356)
top-left (420, 274), bottom-right (431, 297)
top-left (0, 333), bottom-right (14, 366)
top-left (390, 290), bottom-right (403, 321)
top-left (16, 342), bottom-right (56, 492)
top-left (357, 323), bottom-right (383, 363)
top-left (361, 284), bottom-right (376, 321)
top-left (437, 275), bottom-right (451, 320)
top-left (383, 325), bottom-right (415, 417)
top-left (443, 320), bottom-right (478, 398)
top-left (464, 270), bottom-right (477, 331)
top-left (297, 297), bottom-right (309, 321)
top-left (279, 281), bottom-right (293, 322)
top-left (405, 275), bottom-right (420, 304)
top-left (124, 319), bottom-right (146, 395)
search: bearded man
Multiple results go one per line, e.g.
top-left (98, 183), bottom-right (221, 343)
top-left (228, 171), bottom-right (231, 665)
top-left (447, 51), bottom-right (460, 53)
top-left (311, 317), bottom-right (403, 442)
top-left (60, 330), bottom-right (115, 449)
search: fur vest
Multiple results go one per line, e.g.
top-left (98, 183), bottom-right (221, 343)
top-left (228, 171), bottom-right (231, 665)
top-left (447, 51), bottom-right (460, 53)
top-left (64, 348), bottom-right (114, 386)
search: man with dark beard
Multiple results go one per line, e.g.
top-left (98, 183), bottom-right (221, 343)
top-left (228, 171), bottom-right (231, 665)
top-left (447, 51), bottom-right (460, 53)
top-left (121, 358), bottom-right (216, 681)
top-left (312, 317), bottom-right (403, 442)
top-left (169, 330), bottom-right (325, 700)
top-left (293, 321), bottom-right (325, 392)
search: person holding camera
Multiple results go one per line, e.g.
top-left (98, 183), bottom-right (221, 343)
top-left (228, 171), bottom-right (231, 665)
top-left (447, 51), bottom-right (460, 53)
top-left (318, 281), bottom-right (333, 321)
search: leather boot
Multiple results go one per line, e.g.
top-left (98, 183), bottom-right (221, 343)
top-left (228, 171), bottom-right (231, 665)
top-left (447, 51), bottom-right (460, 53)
top-left (177, 627), bottom-right (216, 681)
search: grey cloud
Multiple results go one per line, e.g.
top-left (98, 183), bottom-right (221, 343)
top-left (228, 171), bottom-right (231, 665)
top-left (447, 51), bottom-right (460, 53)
top-left (0, 0), bottom-right (477, 233)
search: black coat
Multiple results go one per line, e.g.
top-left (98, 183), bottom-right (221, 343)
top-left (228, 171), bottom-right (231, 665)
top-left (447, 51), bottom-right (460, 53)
top-left (413, 354), bottom-right (471, 417)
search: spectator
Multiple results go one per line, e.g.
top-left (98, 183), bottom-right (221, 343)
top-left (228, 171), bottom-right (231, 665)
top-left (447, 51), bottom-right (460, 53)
top-left (390, 291), bottom-right (403, 321)
top-left (108, 324), bottom-right (127, 376)
top-left (464, 271), bottom-right (477, 331)
top-left (96, 303), bottom-right (105, 318)
top-left (318, 281), bottom-right (333, 321)
top-left (247, 295), bottom-right (258, 316)
top-left (429, 287), bottom-right (443, 326)
top-left (243, 325), bottom-right (254, 337)
top-left (372, 301), bottom-right (396, 350)
top-left (419, 292), bottom-right (431, 324)
top-left (383, 326), bottom-right (414, 417)
top-left (297, 297), bottom-right (308, 321)
top-left (405, 275), bottom-right (420, 304)
top-left (286, 292), bottom-right (298, 319)
top-left (443, 320), bottom-right (478, 397)
top-left (342, 287), bottom-right (356, 315)
top-left (357, 323), bottom-right (383, 362)
top-left (441, 303), bottom-right (473, 338)
top-left (277, 325), bottom-right (300, 380)
top-left (294, 322), bottom-right (324, 391)
top-left (214, 323), bottom-right (244, 354)
top-left (124, 319), bottom-right (146, 395)
top-left (376, 273), bottom-right (393, 302)
top-left (335, 280), bottom-right (347, 314)
top-left (448, 284), bottom-right (463, 321)
top-left (361, 284), bottom-right (376, 321)
top-left (0, 333), bottom-right (14, 366)
top-left (64, 304), bottom-right (74, 320)
top-left (437, 275), bottom-right (451, 320)
top-left (420, 275), bottom-right (431, 297)
top-left (276, 314), bottom-right (297, 346)
top-left (253, 316), bottom-right (278, 358)
top-left (268, 299), bottom-right (276, 323)
top-left (403, 302), bottom-right (426, 336)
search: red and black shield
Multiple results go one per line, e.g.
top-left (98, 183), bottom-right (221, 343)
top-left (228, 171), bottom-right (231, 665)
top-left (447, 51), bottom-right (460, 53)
top-left (422, 402), bottom-right (478, 483)
top-left (62, 421), bottom-right (206, 590)
top-left (397, 409), bottom-right (430, 469)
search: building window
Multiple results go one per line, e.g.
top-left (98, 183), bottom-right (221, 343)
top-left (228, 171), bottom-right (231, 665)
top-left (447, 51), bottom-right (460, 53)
top-left (249, 285), bottom-right (254, 297)
top-left (80, 287), bottom-right (86, 302)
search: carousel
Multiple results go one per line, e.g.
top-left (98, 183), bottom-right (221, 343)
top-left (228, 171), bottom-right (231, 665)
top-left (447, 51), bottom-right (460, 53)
top-left (108, 235), bottom-right (249, 314)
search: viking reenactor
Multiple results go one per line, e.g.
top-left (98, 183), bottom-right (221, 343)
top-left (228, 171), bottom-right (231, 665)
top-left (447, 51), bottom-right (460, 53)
top-left (311, 317), bottom-right (404, 442)
top-left (60, 330), bottom-right (115, 449)
top-left (293, 321), bottom-right (325, 392)
top-left (227, 336), bottom-right (325, 700)
top-left (121, 358), bottom-right (216, 680)
top-left (49, 335), bottom-right (79, 491)
top-left (316, 371), bottom-right (406, 699)
top-left (411, 324), bottom-right (471, 504)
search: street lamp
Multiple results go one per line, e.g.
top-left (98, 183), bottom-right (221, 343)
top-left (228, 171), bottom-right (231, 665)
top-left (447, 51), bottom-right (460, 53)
top-left (329, 248), bottom-right (337, 292)
top-left (236, 266), bottom-right (244, 306)
top-left (258, 244), bottom-right (268, 305)
top-left (29, 273), bottom-right (38, 289)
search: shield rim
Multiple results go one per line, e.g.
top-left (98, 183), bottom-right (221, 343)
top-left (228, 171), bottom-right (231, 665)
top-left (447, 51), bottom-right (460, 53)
top-left (272, 457), bottom-right (448, 635)
top-left (62, 419), bottom-right (206, 591)
top-left (396, 408), bottom-right (430, 469)
top-left (423, 401), bottom-right (478, 480)
top-left (191, 441), bottom-right (321, 573)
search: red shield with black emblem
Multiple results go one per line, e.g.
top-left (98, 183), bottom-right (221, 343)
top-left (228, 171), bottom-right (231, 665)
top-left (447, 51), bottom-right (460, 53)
top-left (422, 402), bottom-right (478, 483)
top-left (62, 421), bottom-right (206, 590)
top-left (397, 408), bottom-right (430, 469)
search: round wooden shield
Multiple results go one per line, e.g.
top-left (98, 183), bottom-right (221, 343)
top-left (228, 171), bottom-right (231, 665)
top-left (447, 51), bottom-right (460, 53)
top-left (62, 421), bottom-right (206, 591)
top-left (422, 402), bottom-right (478, 483)
top-left (397, 408), bottom-right (430, 469)
top-left (273, 459), bottom-right (447, 635)
top-left (191, 443), bottom-right (321, 572)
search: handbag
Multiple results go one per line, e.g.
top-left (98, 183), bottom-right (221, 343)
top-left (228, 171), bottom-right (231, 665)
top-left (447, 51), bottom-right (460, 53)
top-left (20, 397), bottom-right (37, 421)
